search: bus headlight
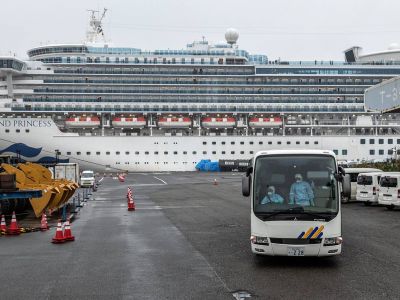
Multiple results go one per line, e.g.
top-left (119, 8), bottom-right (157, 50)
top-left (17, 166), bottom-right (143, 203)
top-left (250, 235), bottom-right (269, 245)
top-left (323, 237), bottom-right (343, 246)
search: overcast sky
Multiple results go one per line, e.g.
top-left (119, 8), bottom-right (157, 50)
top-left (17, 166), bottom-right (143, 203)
top-left (2, 0), bottom-right (400, 61)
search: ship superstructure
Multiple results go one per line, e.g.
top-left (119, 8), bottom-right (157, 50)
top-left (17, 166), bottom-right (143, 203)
top-left (1, 11), bottom-right (400, 171)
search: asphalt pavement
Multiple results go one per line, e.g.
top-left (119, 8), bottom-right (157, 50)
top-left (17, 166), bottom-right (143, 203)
top-left (1, 172), bottom-right (400, 300)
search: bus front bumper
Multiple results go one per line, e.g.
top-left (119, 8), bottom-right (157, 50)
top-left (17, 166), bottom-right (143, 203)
top-left (251, 242), bottom-right (342, 257)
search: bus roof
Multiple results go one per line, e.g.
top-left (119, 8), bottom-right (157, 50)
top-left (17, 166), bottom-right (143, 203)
top-left (254, 149), bottom-right (335, 158)
top-left (344, 168), bottom-right (382, 173)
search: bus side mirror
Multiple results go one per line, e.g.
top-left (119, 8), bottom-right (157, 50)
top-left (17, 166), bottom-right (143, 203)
top-left (242, 174), bottom-right (251, 197)
top-left (342, 174), bottom-right (351, 198)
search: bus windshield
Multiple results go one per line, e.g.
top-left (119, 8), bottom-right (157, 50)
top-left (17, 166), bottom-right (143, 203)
top-left (253, 155), bottom-right (338, 218)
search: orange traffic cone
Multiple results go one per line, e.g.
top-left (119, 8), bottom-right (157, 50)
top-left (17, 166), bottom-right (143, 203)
top-left (63, 218), bottom-right (75, 242)
top-left (213, 178), bottom-right (218, 185)
top-left (128, 195), bottom-right (136, 211)
top-left (7, 211), bottom-right (20, 235)
top-left (0, 214), bottom-right (7, 234)
top-left (52, 220), bottom-right (65, 244)
top-left (40, 213), bottom-right (49, 231)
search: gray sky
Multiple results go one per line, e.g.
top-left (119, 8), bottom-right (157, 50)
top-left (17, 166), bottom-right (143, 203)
top-left (2, 0), bottom-right (400, 61)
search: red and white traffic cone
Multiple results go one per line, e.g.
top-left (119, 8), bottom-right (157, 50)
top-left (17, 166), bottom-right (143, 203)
top-left (7, 211), bottom-right (20, 236)
top-left (0, 214), bottom-right (7, 235)
top-left (63, 218), bottom-right (75, 242)
top-left (52, 220), bottom-right (65, 244)
top-left (40, 213), bottom-right (49, 231)
top-left (118, 174), bottom-right (125, 182)
top-left (128, 195), bottom-right (136, 211)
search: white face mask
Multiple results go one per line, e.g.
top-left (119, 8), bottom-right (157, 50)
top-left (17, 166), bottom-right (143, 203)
top-left (267, 192), bottom-right (273, 196)
top-left (295, 177), bottom-right (302, 182)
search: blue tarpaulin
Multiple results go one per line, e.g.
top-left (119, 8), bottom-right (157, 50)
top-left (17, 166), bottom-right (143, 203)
top-left (196, 159), bottom-right (220, 172)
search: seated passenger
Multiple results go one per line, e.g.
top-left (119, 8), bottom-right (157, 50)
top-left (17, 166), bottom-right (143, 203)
top-left (289, 174), bottom-right (315, 206)
top-left (261, 186), bottom-right (284, 204)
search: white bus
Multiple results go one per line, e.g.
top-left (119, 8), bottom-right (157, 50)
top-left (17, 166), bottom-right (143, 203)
top-left (242, 150), bottom-right (350, 257)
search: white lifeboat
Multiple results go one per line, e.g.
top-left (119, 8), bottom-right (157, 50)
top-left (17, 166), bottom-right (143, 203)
top-left (202, 117), bottom-right (236, 128)
top-left (249, 117), bottom-right (282, 128)
top-left (65, 116), bottom-right (100, 128)
top-left (112, 117), bottom-right (146, 128)
top-left (158, 117), bottom-right (191, 128)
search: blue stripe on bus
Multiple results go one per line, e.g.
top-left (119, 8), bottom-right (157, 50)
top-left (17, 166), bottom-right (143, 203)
top-left (306, 227), bottom-right (319, 239)
top-left (298, 232), bottom-right (305, 239)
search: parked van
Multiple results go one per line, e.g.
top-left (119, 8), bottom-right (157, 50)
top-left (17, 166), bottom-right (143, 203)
top-left (80, 170), bottom-right (95, 188)
top-left (356, 172), bottom-right (382, 205)
top-left (343, 168), bottom-right (382, 202)
top-left (378, 172), bottom-right (400, 210)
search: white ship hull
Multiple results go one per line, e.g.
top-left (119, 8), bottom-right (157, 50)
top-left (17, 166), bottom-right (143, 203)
top-left (0, 118), bottom-right (396, 172)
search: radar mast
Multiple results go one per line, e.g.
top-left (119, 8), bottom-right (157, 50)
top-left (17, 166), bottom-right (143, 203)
top-left (86, 8), bottom-right (107, 44)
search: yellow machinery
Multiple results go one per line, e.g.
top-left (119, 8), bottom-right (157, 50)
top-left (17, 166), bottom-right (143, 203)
top-left (0, 163), bottom-right (58, 217)
top-left (17, 163), bottom-right (75, 210)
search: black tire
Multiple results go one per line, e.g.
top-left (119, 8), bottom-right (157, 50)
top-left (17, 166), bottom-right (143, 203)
top-left (364, 201), bottom-right (371, 206)
top-left (386, 205), bottom-right (395, 210)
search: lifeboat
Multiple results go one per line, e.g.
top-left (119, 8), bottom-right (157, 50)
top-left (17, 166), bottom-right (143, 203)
top-left (112, 116), bottom-right (146, 128)
top-left (158, 117), bottom-right (191, 128)
top-left (202, 117), bottom-right (236, 128)
top-left (65, 116), bottom-right (100, 128)
top-left (249, 117), bottom-right (283, 128)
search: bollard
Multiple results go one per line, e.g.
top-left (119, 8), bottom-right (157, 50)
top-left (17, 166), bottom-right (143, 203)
top-left (77, 193), bottom-right (82, 207)
top-left (61, 205), bottom-right (67, 222)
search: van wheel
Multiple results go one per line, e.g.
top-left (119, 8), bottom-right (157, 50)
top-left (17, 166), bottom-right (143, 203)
top-left (386, 205), bottom-right (395, 210)
top-left (364, 202), bottom-right (371, 206)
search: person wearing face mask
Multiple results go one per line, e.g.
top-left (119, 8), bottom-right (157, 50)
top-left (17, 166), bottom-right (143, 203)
top-left (289, 173), bottom-right (315, 206)
top-left (261, 186), bottom-right (284, 204)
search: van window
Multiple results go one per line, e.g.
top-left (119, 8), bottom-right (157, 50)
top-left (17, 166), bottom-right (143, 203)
top-left (357, 175), bottom-right (372, 185)
top-left (349, 173), bottom-right (359, 182)
top-left (380, 177), bottom-right (398, 188)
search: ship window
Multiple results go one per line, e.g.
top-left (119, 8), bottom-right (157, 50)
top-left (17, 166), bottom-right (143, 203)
top-left (76, 152), bottom-right (81, 155)
top-left (231, 151), bottom-right (235, 154)
top-left (145, 151), bottom-right (149, 155)
top-left (174, 151), bottom-right (178, 155)
top-left (212, 141), bottom-right (216, 145)
top-left (379, 149), bottom-right (384, 155)
top-left (240, 151), bottom-right (244, 154)
top-left (360, 139), bottom-right (366, 144)
top-left (287, 141), bottom-right (291, 145)
top-left (250, 151), bottom-right (254, 154)
top-left (212, 151), bottom-right (216, 154)
top-left (305, 141), bottom-right (310, 145)
top-left (333, 150), bottom-right (338, 155)
top-left (388, 139), bottom-right (393, 144)
top-left (314, 141), bottom-right (318, 145)
top-left (116, 151), bottom-right (120, 155)
top-left (67, 152), bottom-right (71, 155)
top-left (370, 149), bottom-right (375, 155)
top-left (369, 139), bottom-right (375, 144)
top-left (86, 152), bottom-right (91, 155)
top-left (231, 141), bottom-right (235, 145)
top-left (203, 141), bottom-right (207, 145)
top-left (240, 141), bottom-right (244, 145)
top-left (16, 129), bottom-right (20, 133)
top-left (259, 141), bottom-right (263, 145)
top-left (135, 151), bottom-right (139, 155)
top-left (203, 151), bottom-right (207, 154)
top-left (125, 151), bottom-right (130, 155)
top-left (96, 152), bottom-right (100, 155)
top-left (25, 129), bottom-right (30, 133)
top-left (5, 129), bottom-right (9, 133)
top-left (277, 141), bottom-right (282, 145)
top-left (193, 151), bottom-right (197, 154)
top-left (222, 151), bottom-right (226, 154)
top-left (397, 139), bottom-right (400, 144)
top-left (154, 151), bottom-right (159, 155)
top-left (342, 149), bottom-right (347, 155)
top-left (379, 139), bottom-right (384, 144)
top-left (164, 151), bottom-right (168, 155)
top-left (183, 151), bottom-right (187, 155)
top-left (106, 151), bottom-right (110, 155)
top-left (249, 141), bottom-right (254, 145)
top-left (296, 141), bottom-right (300, 145)
top-left (268, 141), bottom-right (272, 145)
top-left (221, 141), bottom-right (226, 145)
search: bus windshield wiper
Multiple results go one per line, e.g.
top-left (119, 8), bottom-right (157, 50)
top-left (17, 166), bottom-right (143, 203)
top-left (256, 207), bottom-right (335, 220)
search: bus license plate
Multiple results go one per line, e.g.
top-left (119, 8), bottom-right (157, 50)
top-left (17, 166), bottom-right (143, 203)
top-left (287, 247), bottom-right (305, 256)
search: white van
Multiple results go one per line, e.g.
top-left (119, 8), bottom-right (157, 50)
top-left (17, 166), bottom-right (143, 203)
top-left (378, 172), bottom-right (400, 210)
top-left (356, 172), bottom-right (382, 205)
top-left (80, 170), bottom-right (95, 188)
top-left (343, 168), bottom-right (382, 202)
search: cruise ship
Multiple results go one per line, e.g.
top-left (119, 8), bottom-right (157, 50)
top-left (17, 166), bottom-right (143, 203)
top-left (1, 10), bottom-right (400, 172)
